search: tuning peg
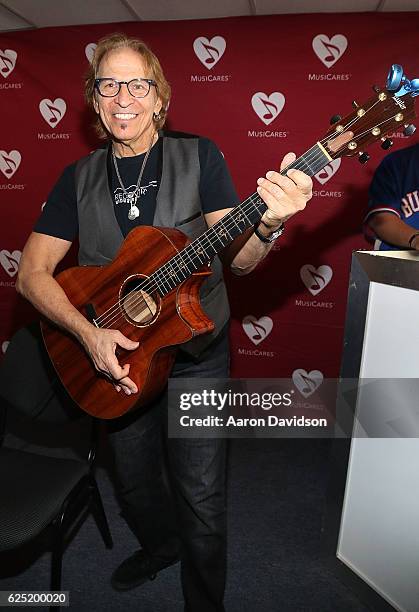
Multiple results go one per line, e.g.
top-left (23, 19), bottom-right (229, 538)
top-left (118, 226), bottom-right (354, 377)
top-left (403, 124), bottom-right (416, 136)
top-left (358, 152), bottom-right (370, 164)
top-left (330, 114), bottom-right (342, 125)
top-left (381, 138), bottom-right (393, 150)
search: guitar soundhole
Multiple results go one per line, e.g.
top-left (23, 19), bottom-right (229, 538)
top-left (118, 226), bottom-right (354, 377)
top-left (120, 276), bottom-right (160, 326)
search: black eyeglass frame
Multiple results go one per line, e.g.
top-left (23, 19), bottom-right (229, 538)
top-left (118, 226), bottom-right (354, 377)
top-left (94, 78), bottom-right (157, 98)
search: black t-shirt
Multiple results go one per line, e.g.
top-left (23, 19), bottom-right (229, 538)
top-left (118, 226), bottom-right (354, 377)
top-left (35, 133), bottom-right (239, 240)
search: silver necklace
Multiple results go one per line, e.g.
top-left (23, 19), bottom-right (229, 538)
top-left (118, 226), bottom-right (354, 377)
top-left (112, 133), bottom-right (156, 221)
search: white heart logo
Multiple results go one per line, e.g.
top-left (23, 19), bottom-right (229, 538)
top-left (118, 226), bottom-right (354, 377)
top-left (39, 98), bottom-right (67, 128)
top-left (292, 369), bottom-right (324, 398)
top-left (312, 35), bottom-right (348, 68)
top-left (242, 315), bottom-right (273, 346)
top-left (85, 43), bottom-right (97, 63)
top-left (300, 265), bottom-right (333, 296)
top-left (0, 49), bottom-right (17, 78)
top-left (251, 92), bottom-right (285, 126)
top-left (0, 150), bottom-right (21, 179)
top-left (193, 36), bottom-right (226, 69)
top-left (314, 159), bottom-right (341, 185)
top-left (0, 249), bottom-right (21, 277)
top-left (2, 341), bottom-right (9, 354)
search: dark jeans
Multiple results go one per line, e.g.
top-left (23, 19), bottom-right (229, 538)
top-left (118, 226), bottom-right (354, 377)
top-left (107, 333), bottom-right (229, 612)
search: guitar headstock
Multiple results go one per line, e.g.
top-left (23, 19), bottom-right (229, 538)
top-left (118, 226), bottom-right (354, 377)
top-left (323, 65), bottom-right (419, 163)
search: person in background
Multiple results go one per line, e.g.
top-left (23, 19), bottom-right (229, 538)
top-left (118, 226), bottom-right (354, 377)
top-left (364, 142), bottom-right (419, 251)
top-left (16, 33), bottom-right (313, 612)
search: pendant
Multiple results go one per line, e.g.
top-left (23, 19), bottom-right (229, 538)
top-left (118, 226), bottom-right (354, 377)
top-left (128, 205), bottom-right (139, 221)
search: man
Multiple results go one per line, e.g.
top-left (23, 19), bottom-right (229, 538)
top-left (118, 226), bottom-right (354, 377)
top-left (16, 33), bottom-right (312, 611)
top-left (364, 143), bottom-right (419, 250)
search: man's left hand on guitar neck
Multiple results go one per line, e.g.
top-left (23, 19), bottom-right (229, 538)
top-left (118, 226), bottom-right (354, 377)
top-left (257, 151), bottom-right (313, 230)
top-left (207, 152), bottom-right (313, 275)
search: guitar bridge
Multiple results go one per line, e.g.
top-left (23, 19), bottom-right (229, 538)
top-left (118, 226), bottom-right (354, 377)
top-left (85, 303), bottom-right (99, 327)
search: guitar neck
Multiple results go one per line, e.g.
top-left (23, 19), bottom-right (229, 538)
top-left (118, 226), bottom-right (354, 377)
top-left (152, 142), bottom-right (331, 296)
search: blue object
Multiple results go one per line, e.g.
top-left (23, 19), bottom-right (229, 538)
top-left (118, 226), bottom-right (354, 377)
top-left (386, 64), bottom-right (419, 97)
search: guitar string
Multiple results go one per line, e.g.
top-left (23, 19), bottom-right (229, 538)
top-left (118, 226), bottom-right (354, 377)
top-left (95, 110), bottom-right (394, 330)
top-left (97, 107), bottom-right (372, 330)
top-left (97, 90), bottom-right (404, 328)
top-left (96, 108), bottom-right (397, 330)
top-left (95, 192), bottom-right (265, 328)
top-left (95, 137), bottom-right (344, 329)
top-left (95, 108), bottom-right (402, 329)
top-left (95, 154), bottom-right (316, 329)
top-left (95, 114), bottom-right (370, 330)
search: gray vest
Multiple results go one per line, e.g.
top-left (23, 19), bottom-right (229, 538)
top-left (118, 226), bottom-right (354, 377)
top-left (75, 134), bottom-right (230, 358)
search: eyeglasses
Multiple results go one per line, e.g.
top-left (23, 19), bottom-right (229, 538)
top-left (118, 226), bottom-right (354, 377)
top-left (94, 78), bottom-right (157, 98)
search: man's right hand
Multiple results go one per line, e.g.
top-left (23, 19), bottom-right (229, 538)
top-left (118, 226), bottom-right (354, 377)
top-left (81, 327), bottom-right (140, 395)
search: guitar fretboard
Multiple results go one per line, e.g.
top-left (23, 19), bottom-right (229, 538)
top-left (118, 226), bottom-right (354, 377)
top-left (151, 143), bottom-right (331, 296)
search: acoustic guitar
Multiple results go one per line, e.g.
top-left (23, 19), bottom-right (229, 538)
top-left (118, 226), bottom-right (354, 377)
top-left (41, 65), bottom-right (418, 419)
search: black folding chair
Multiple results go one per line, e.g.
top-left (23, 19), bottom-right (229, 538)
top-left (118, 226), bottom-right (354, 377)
top-left (0, 324), bottom-right (113, 598)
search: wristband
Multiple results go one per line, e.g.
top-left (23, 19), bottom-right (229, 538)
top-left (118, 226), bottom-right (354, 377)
top-left (254, 222), bottom-right (285, 244)
top-left (408, 232), bottom-right (419, 248)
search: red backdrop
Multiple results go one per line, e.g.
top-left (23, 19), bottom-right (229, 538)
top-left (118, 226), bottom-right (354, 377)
top-left (1, 13), bottom-right (418, 384)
